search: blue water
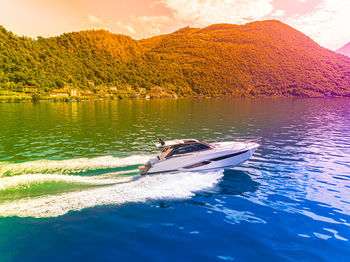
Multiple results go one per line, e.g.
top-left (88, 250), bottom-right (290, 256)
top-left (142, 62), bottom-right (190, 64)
top-left (0, 99), bottom-right (350, 261)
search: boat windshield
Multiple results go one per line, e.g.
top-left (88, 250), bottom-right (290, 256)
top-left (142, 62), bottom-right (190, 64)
top-left (162, 142), bottom-right (211, 159)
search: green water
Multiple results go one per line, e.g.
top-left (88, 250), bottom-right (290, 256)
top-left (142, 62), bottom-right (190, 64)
top-left (0, 99), bottom-right (265, 162)
top-left (1, 98), bottom-right (350, 261)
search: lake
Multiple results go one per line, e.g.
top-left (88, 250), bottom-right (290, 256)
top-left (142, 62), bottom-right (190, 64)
top-left (0, 98), bottom-right (349, 261)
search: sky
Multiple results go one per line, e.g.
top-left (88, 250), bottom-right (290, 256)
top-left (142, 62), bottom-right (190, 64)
top-left (0, 0), bottom-right (349, 50)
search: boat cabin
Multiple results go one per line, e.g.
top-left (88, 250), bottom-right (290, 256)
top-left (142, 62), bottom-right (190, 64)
top-left (159, 141), bottom-right (212, 160)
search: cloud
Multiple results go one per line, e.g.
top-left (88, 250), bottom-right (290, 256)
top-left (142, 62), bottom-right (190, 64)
top-left (102, 0), bottom-right (279, 40)
top-left (162, 0), bottom-right (275, 26)
top-left (78, 0), bottom-right (349, 51)
top-left (131, 15), bottom-right (173, 37)
top-left (287, 0), bottom-right (350, 50)
top-left (86, 15), bottom-right (136, 36)
top-left (88, 14), bottom-right (103, 25)
top-left (115, 22), bottom-right (137, 35)
top-left (271, 9), bottom-right (285, 17)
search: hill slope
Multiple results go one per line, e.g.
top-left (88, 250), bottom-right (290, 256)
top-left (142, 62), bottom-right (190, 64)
top-left (336, 42), bottom-right (350, 57)
top-left (1, 20), bottom-right (350, 97)
top-left (0, 27), bottom-right (191, 95)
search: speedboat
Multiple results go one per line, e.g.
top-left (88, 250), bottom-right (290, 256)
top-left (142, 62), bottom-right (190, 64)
top-left (139, 138), bottom-right (259, 175)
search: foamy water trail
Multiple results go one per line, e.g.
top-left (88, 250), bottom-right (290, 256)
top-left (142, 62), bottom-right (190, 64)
top-left (0, 170), bottom-right (138, 192)
top-left (0, 171), bottom-right (224, 218)
top-left (0, 155), bottom-right (151, 177)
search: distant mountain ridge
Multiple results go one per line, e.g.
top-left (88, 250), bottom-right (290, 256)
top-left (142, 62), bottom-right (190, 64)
top-left (337, 42), bottom-right (350, 57)
top-left (1, 20), bottom-right (350, 98)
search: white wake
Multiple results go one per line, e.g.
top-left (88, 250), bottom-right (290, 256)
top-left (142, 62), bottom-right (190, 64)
top-left (0, 171), bottom-right (223, 218)
top-left (0, 170), bottom-right (138, 191)
top-left (0, 155), bottom-right (151, 177)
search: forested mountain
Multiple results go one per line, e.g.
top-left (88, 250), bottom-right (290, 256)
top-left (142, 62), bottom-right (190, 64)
top-left (336, 42), bottom-right (350, 57)
top-left (0, 28), bottom-right (192, 95)
top-left (1, 20), bottom-right (350, 98)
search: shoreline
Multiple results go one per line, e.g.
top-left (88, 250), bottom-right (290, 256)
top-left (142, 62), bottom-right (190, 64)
top-left (0, 95), bottom-right (348, 103)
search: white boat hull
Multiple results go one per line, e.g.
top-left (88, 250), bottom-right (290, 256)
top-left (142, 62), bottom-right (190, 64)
top-left (141, 141), bottom-right (259, 175)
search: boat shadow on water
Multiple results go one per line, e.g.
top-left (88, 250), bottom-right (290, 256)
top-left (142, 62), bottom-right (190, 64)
top-left (157, 169), bottom-right (260, 208)
top-left (216, 169), bottom-right (260, 196)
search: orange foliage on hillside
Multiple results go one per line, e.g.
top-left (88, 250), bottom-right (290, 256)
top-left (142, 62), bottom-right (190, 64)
top-left (1, 20), bottom-right (350, 97)
top-left (141, 20), bottom-right (350, 97)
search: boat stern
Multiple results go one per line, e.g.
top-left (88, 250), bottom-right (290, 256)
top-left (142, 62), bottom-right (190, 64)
top-left (139, 160), bottom-right (152, 175)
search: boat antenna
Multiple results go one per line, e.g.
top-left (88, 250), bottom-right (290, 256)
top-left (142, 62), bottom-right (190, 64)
top-left (158, 138), bottom-right (165, 146)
